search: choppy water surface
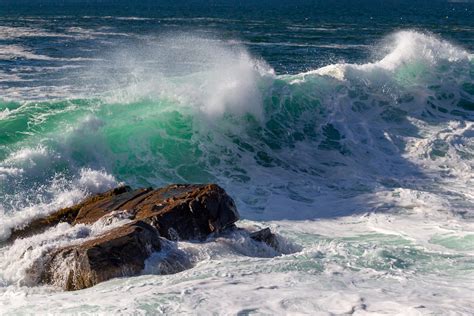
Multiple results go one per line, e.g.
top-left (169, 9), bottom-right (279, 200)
top-left (1, 1), bottom-right (474, 314)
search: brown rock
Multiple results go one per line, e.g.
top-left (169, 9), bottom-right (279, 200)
top-left (131, 184), bottom-right (240, 240)
top-left (12, 183), bottom-right (240, 291)
top-left (8, 186), bottom-right (132, 242)
top-left (40, 220), bottom-right (161, 291)
top-left (73, 187), bottom-right (152, 225)
top-left (70, 183), bottom-right (239, 240)
top-left (250, 228), bottom-right (279, 250)
top-left (10, 184), bottom-right (239, 242)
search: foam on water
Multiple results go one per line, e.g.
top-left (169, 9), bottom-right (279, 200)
top-left (0, 210), bottom-right (133, 287)
top-left (0, 30), bottom-right (473, 313)
top-left (0, 168), bottom-right (118, 241)
top-left (0, 45), bottom-right (56, 61)
top-left (1, 216), bottom-right (473, 314)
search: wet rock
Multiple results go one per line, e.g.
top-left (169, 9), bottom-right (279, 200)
top-left (11, 183), bottom-right (241, 290)
top-left (10, 184), bottom-right (239, 242)
top-left (7, 186), bottom-right (132, 242)
top-left (250, 228), bottom-right (279, 250)
top-left (73, 187), bottom-right (152, 225)
top-left (40, 221), bottom-right (161, 291)
top-left (71, 183), bottom-right (240, 240)
top-left (131, 184), bottom-right (240, 240)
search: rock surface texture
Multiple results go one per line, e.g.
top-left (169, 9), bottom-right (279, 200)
top-left (250, 228), bottom-right (279, 249)
top-left (10, 184), bottom-right (239, 243)
top-left (41, 221), bottom-right (161, 291)
top-left (11, 184), bottom-right (240, 290)
top-left (9, 184), bottom-right (279, 291)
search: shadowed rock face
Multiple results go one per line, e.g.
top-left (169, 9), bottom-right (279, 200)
top-left (10, 184), bottom-right (242, 291)
top-left (250, 228), bottom-right (279, 250)
top-left (41, 221), bottom-right (161, 291)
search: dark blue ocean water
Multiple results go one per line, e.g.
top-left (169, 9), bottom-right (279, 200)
top-left (1, 0), bottom-right (473, 76)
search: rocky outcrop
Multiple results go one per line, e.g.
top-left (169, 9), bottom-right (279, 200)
top-left (10, 184), bottom-right (239, 243)
top-left (10, 183), bottom-right (281, 291)
top-left (73, 183), bottom-right (240, 240)
top-left (12, 184), bottom-right (240, 290)
top-left (41, 221), bottom-right (161, 291)
top-left (250, 228), bottom-right (279, 250)
top-left (8, 186), bottom-right (131, 242)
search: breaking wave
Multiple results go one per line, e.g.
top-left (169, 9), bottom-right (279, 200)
top-left (1, 31), bottom-right (472, 227)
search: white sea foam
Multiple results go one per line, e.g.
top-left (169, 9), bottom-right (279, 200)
top-left (3, 145), bottom-right (52, 174)
top-left (0, 25), bottom-right (131, 42)
top-left (0, 215), bottom-right (472, 314)
top-left (0, 211), bottom-right (133, 287)
top-left (307, 30), bottom-right (472, 81)
top-left (0, 26), bottom-right (62, 40)
top-left (0, 45), bottom-right (55, 61)
top-left (0, 71), bottom-right (22, 83)
top-left (375, 31), bottom-right (470, 70)
top-left (0, 168), bottom-right (119, 241)
top-left (0, 166), bottom-right (23, 181)
top-left (65, 26), bottom-right (132, 39)
top-left (233, 40), bottom-right (369, 49)
top-left (75, 168), bottom-right (118, 193)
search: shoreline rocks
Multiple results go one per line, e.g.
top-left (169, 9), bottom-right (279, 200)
top-left (9, 184), bottom-right (240, 243)
top-left (41, 221), bottom-right (161, 291)
top-left (8, 186), bottom-right (132, 242)
top-left (9, 184), bottom-right (279, 291)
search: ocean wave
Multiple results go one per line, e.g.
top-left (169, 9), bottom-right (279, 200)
top-left (0, 30), bottom-right (473, 230)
